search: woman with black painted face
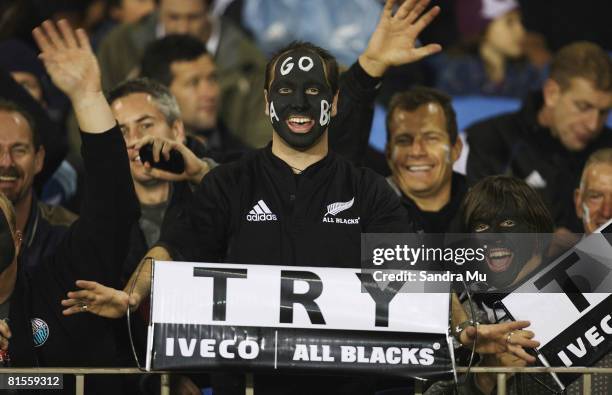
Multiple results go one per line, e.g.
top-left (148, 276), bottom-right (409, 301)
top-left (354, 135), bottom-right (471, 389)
top-left (460, 175), bottom-right (554, 290)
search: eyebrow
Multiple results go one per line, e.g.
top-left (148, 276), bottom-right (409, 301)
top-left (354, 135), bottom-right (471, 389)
top-left (118, 115), bottom-right (155, 127)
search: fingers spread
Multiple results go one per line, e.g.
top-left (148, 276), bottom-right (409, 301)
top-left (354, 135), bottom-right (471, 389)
top-left (32, 27), bottom-right (54, 53)
top-left (508, 345), bottom-right (537, 363)
top-left (42, 20), bottom-right (66, 51)
top-left (394, 0), bottom-right (419, 20)
top-left (75, 28), bottom-right (92, 52)
top-left (75, 280), bottom-right (99, 290)
top-left (414, 5), bottom-right (440, 33)
top-left (506, 320), bottom-right (532, 331)
top-left (405, 0), bottom-right (430, 24)
top-left (411, 44), bottom-right (442, 61)
top-left (57, 19), bottom-right (78, 49)
top-left (62, 306), bottom-right (86, 316)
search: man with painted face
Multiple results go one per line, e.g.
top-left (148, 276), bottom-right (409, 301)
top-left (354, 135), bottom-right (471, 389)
top-left (266, 46), bottom-right (335, 150)
top-left (0, 19), bottom-right (139, 395)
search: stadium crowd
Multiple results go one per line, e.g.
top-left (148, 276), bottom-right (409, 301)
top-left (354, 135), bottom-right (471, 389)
top-left (0, 0), bottom-right (611, 394)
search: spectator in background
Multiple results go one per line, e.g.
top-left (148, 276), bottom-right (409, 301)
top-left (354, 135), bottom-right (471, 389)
top-left (97, 0), bottom-right (271, 148)
top-left (108, 0), bottom-right (157, 24)
top-left (0, 99), bottom-right (76, 272)
top-left (107, 78), bottom-right (213, 394)
top-left (106, 78), bottom-right (212, 278)
top-left (1, 19), bottom-right (140, 395)
top-left (466, 41), bottom-right (612, 231)
top-left (140, 34), bottom-right (248, 161)
top-left (0, 39), bottom-right (79, 207)
top-left (575, 148), bottom-right (612, 234)
top-left (0, 39), bottom-right (48, 104)
top-left (432, 0), bottom-right (544, 98)
top-left (385, 87), bottom-right (466, 232)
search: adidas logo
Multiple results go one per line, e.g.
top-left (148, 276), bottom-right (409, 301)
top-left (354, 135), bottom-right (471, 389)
top-left (246, 200), bottom-right (277, 222)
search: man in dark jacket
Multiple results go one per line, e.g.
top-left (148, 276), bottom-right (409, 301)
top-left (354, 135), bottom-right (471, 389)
top-left (0, 19), bottom-right (139, 394)
top-left (466, 41), bottom-right (612, 230)
top-left (385, 87), bottom-right (466, 233)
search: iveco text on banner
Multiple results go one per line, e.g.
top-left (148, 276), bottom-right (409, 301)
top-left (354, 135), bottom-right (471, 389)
top-left (146, 262), bottom-right (452, 378)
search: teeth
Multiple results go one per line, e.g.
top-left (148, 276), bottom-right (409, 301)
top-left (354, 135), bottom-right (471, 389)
top-left (289, 116), bottom-right (312, 124)
top-left (407, 165), bottom-right (433, 171)
top-left (489, 249), bottom-right (512, 258)
top-left (0, 176), bottom-right (17, 181)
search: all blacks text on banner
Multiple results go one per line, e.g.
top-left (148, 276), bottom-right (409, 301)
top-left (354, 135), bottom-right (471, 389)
top-left (146, 262), bottom-right (452, 378)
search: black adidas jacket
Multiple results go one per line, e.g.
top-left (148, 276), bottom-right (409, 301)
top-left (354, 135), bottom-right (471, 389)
top-left (157, 145), bottom-right (415, 395)
top-left (7, 126), bottom-right (139, 394)
top-left (159, 145), bottom-right (414, 268)
top-left (466, 91), bottom-right (612, 230)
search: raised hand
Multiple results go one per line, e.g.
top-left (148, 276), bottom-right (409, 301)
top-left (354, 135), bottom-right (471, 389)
top-left (32, 20), bottom-right (115, 133)
top-left (61, 280), bottom-right (140, 319)
top-left (460, 320), bottom-right (540, 363)
top-left (128, 135), bottom-right (212, 184)
top-left (32, 20), bottom-right (100, 102)
top-left (359, 0), bottom-right (442, 77)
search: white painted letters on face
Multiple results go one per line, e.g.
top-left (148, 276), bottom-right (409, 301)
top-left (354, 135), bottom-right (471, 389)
top-left (280, 57), bottom-right (294, 76)
top-left (320, 100), bottom-right (330, 126)
top-left (280, 56), bottom-right (316, 76)
top-left (298, 56), bottom-right (314, 72)
top-left (269, 101), bottom-right (279, 123)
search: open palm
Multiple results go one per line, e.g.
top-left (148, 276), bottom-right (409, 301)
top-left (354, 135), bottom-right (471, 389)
top-left (361, 0), bottom-right (441, 76)
top-left (32, 20), bottom-right (101, 101)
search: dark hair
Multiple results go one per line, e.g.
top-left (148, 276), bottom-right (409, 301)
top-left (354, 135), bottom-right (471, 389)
top-left (549, 41), bottom-right (612, 92)
top-left (264, 41), bottom-right (339, 94)
top-left (460, 175), bottom-right (554, 233)
top-left (107, 78), bottom-right (181, 126)
top-left (386, 87), bottom-right (458, 144)
top-left (0, 98), bottom-right (40, 150)
top-left (141, 34), bottom-right (210, 87)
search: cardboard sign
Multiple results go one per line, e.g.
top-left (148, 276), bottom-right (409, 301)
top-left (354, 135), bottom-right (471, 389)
top-left (502, 220), bottom-right (612, 385)
top-left (146, 262), bottom-right (452, 378)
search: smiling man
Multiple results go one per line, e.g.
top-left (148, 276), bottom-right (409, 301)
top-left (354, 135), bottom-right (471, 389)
top-left (575, 148), bottom-right (612, 234)
top-left (467, 41), bottom-right (612, 231)
top-left (385, 87), bottom-right (465, 232)
top-left (0, 99), bottom-right (76, 272)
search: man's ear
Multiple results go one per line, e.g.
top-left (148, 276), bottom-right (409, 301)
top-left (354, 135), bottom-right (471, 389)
top-left (34, 145), bottom-right (45, 176)
top-left (574, 188), bottom-right (583, 219)
top-left (450, 136), bottom-right (463, 164)
top-left (172, 119), bottom-right (186, 143)
top-left (264, 90), bottom-right (269, 116)
top-left (543, 79), bottom-right (561, 108)
top-left (331, 91), bottom-right (339, 117)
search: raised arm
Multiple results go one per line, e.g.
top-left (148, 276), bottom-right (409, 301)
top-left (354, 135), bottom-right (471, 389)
top-left (33, 20), bottom-right (139, 286)
top-left (33, 20), bottom-right (115, 133)
top-left (330, 0), bottom-right (441, 163)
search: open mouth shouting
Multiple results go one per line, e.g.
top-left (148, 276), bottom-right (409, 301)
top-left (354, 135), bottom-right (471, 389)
top-left (485, 247), bottom-right (514, 272)
top-left (286, 115), bottom-right (315, 133)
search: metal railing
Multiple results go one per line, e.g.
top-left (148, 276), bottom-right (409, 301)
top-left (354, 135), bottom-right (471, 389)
top-left (1, 367), bottom-right (611, 395)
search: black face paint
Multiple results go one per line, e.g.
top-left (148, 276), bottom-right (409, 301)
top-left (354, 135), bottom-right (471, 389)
top-left (0, 211), bottom-right (15, 273)
top-left (471, 208), bottom-right (535, 289)
top-left (268, 49), bottom-right (333, 149)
